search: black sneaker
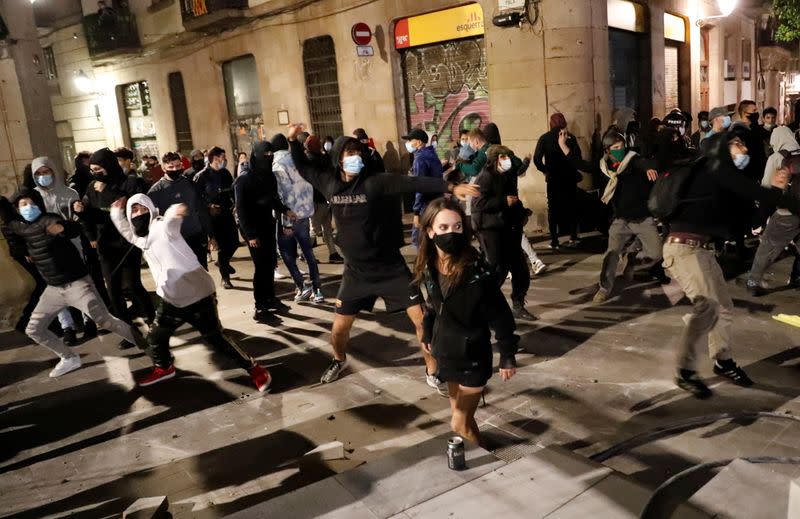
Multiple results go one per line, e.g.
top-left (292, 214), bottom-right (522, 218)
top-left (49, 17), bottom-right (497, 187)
top-left (118, 338), bottom-right (135, 350)
top-left (329, 252), bottom-right (344, 264)
top-left (63, 328), bottom-right (78, 346)
top-left (221, 277), bottom-right (234, 290)
top-left (82, 320), bottom-right (98, 340)
top-left (253, 308), bottom-right (278, 323)
top-left (264, 298), bottom-right (290, 312)
top-left (676, 370), bottom-right (713, 399)
top-left (511, 303), bottom-right (537, 321)
top-left (713, 360), bottom-right (754, 387)
top-left (321, 358), bottom-right (348, 384)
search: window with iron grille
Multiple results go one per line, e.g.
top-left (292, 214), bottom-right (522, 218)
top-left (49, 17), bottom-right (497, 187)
top-left (168, 72), bottom-right (194, 154)
top-left (302, 36), bottom-right (343, 139)
top-left (43, 46), bottom-right (58, 80)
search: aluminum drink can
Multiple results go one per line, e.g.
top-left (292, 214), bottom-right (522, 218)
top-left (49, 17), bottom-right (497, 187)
top-left (447, 436), bottom-right (466, 470)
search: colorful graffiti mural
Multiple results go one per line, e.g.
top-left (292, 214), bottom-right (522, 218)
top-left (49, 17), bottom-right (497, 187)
top-left (401, 37), bottom-right (490, 158)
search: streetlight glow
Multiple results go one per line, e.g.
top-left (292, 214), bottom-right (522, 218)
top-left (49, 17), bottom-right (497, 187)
top-left (73, 70), bottom-right (93, 94)
top-left (717, 0), bottom-right (737, 16)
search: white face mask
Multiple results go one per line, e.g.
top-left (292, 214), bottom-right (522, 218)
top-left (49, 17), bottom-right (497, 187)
top-left (405, 141), bottom-right (416, 154)
top-left (498, 158), bottom-right (512, 172)
top-left (764, 123), bottom-right (775, 131)
top-left (324, 142), bottom-right (332, 152)
top-left (431, 141), bottom-right (438, 149)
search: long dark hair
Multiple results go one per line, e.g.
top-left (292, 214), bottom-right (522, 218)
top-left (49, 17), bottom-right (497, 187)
top-left (413, 197), bottom-right (477, 287)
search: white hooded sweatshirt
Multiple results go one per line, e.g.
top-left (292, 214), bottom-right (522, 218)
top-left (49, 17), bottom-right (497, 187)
top-left (111, 193), bottom-right (216, 308)
top-left (32, 156), bottom-right (82, 252)
top-left (762, 127), bottom-right (800, 217)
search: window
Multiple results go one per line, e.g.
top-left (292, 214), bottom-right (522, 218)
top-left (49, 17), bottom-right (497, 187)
top-left (43, 46), bottom-right (57, 80)
top-left (222, 55), bottom-right (264, 156)
top-left (742, 39), bottom-right (752, 80)
top-left (302, 36), bottom-right (344, 139)
top-left (168, 72), bottom-right (193, 154)
top-left (724, 34), bottom-right (736, 80)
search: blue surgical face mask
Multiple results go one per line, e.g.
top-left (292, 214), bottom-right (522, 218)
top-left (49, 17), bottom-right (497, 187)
top-left (220, 160), bottom-right (227, 170)
top-left (733, 153), bottom-right (750, 170)
top-left (19, 204), bottom-right (42, 222)
top-left (405, 141), bottom-right (416, 154)
top-left (722, 115), bottom-right (732, 129)
top-left (36, 174), bottom-right (54, 187)
top-left (342, 155), bottom-right (364, 175)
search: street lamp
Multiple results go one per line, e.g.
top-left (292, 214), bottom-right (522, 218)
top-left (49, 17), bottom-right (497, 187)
top-left (696, 0), bottom-right (737, 25)
top-left (73, 69), bottom-right (93, 94)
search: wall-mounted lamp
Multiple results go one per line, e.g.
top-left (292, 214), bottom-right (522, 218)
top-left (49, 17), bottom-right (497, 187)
top-left (73, 69), bottom-right (93, 93)
top-left (696, 0), bottom-right (737, 26)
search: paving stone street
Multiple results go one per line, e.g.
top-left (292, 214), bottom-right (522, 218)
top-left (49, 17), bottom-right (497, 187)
top-left (2, 234), bottom-right (799, 518)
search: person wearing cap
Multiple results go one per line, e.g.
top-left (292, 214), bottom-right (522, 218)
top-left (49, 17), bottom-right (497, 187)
top-left (691, 111), bottom-right (710, 150)
top-left (1, 188), bottom-right (143, 377)
top-left (73, 148), bottom-right (155, 348)
top-left (287, 123), bottom-right (479, 392)
top-left (700, 106), bottom-right (732, 153)
top-left (591, 131), bottom-right (663, 303)
top-left (403, 128), bottom-right (444, 248)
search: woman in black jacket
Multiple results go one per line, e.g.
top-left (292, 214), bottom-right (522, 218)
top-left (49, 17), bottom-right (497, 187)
top-left (473, 145), bottom-right (535, 321)
top-left (415, 197), bottom-right (518, 447)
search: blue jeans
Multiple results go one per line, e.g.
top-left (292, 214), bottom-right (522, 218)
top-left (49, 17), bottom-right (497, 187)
top-left (277, 218), bottom-right (321, 290)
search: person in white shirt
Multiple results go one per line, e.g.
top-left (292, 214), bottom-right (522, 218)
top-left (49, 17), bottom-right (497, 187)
top-left (110, 193), bottom-right (271, 391)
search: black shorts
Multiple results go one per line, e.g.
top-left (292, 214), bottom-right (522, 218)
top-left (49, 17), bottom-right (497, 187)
top-left (335, 262), bottom-right (421, 315)
top-left (435, 366), bottom-right (491, 388)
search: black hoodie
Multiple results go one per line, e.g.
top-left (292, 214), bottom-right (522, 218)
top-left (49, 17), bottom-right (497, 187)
top-left (77, 147), bottom-right (146, 251)
top-left (234, 141), bottom-right (289, 239)
top-left (290, 136), bottom-right (452, 267)
top-left (670, 131), bottom-right (798, 238)
top-left (2, 188), bottom-right (87, 286)
top-left (68, 156), bottom-right (92, 198)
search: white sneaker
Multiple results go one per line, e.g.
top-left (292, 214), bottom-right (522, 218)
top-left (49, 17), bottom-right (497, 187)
top-left (426, 373), bottom-right (450, 397)
top-left (313, 289), bottom-right (324, 303)
top-left (49, 355), bottom-right (82, 378)
top-left (532, 259), bottom-right (547, 275)
top-left (274, 269), bottom-right (287, 280)
top-left (294, 283), bottom-right (313, 302)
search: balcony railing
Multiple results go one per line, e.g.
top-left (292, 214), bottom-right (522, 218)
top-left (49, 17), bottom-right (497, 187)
top-left (83, 9), bottom-right (141, 59)
top-left (180, 0), bottom-right (249, 31)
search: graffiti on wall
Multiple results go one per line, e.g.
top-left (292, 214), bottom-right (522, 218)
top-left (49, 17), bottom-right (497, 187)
top-left (402, 38), bottom-right (490, 157)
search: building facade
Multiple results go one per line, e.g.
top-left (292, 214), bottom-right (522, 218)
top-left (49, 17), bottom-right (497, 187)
top-left (0, 0), bottom-right (762, 229)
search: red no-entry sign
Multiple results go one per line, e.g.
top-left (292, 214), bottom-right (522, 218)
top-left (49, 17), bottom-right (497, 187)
top-left (351, 23), bottom-right (372, 46)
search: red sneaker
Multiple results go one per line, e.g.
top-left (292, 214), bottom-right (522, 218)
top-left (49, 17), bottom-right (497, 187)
top-left (137, 365), bottom-right (176, 387)
top-left (249, 364), bottom-right (272, 392)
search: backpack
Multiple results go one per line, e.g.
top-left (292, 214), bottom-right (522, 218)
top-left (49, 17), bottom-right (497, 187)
top-left (647, 158), bottom-right (698, 220)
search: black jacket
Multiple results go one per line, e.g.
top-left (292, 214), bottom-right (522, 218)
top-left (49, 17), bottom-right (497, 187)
top-left (533, 128), bottom-right (583, 189)
top-left (147, 176), bottom-right (210, 240)
top-left (1, 198), bottom-right (87, 287)
top-left (234, 141), bottom-right (289, 240)
top-left (291, 137), bottom-right (452, 267)
top-left (421, 256), bottom-right (518, 372)
top-left (671, 133), bottom-right (798, 238)
top-left (605, 154), bottom-right (656, 221)
top-left (473, 164), bottom-right (525, 231)
top-left (78, 149), bottom-right (147, 251)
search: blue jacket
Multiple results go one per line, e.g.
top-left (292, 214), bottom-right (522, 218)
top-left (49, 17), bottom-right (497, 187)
top-left (412, 145), bottom-right (444, 215)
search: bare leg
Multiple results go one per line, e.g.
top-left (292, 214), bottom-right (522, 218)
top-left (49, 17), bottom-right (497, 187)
top-left (448, 382), bottom-right (485, 448)
top-left (331, 313), bottom-right (356, 362)
top-left (406, 305), bottom-right (436, 375)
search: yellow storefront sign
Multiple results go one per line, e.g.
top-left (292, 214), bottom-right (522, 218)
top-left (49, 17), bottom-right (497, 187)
top-left (395, 4), bottom-right (485, 49)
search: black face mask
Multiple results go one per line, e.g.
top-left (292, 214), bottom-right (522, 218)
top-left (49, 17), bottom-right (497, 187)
top-left (192, 160), bottom-right (204, 171)
top-left (131, 213), bottom-right (150, 237)
top-left (747, 112), bottom-right (760, 126)
top-left (165, 169), bottom-right (183, 180)
top-left (92, 172), bottom-right (107, 181)
top-left (432, 232), bottom-right (466, 255)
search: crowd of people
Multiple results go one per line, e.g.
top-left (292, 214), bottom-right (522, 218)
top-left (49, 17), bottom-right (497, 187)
top-left (2, 99), bottom-right (799, 445)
